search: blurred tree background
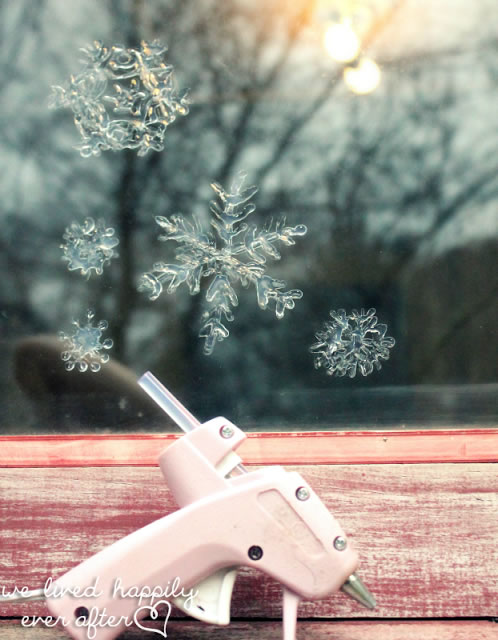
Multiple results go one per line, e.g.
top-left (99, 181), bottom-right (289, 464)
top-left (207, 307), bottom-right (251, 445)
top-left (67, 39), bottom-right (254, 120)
top-left (0, 0), bottom-right (496, 432)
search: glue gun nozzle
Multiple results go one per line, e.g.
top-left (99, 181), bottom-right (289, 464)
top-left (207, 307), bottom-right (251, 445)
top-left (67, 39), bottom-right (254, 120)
top-left (341, 572), bottom-right (376, 610)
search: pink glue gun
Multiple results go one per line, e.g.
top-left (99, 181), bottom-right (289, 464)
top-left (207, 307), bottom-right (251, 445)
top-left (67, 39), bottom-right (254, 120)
top-left (3, 372), bottom-right (375, 640)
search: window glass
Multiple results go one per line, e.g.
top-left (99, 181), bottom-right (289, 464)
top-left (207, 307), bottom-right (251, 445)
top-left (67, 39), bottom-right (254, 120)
top-left (1, 0), bottom-right (497, 433)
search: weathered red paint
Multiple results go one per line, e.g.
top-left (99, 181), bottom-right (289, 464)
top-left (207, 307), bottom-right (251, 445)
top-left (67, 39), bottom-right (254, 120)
top-left (1, 430), bottom-right (496, 639)
top-left (0, 463), bottom-right (497, 621)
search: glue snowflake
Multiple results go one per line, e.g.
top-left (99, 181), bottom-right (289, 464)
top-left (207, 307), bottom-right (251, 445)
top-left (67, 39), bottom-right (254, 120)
top-left (61, 217), bottom-right (119, 278)
top-left (59, 309), bottom-right (113, 372)
top-left (310, 308), bottom-right (395, 377)
top-left (49, 40), bottom-right (189, 157)
top-left (139, 172), bottom-right (307, 354)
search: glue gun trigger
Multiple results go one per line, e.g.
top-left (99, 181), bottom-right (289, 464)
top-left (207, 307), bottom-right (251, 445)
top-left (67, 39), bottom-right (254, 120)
top-left (172, 567), bottom-right (238, 625)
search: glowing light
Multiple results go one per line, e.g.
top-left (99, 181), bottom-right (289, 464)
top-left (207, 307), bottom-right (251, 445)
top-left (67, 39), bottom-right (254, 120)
top-left (343, 57), bottom-right (381, 94)
top-left (323, 20), bottom-right (360, 63)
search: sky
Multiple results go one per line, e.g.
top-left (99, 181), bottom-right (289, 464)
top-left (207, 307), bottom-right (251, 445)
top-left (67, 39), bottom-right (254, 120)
top-left (367, 0), bottom-right (497, 58)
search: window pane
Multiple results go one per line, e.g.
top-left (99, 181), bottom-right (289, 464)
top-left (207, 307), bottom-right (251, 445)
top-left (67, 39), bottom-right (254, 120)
top-left (1, 0), bottom-right (497, 432)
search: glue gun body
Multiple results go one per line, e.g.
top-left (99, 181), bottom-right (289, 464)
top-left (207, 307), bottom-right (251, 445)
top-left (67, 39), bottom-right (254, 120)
top-left (46, 416), bottom-right (364, 640)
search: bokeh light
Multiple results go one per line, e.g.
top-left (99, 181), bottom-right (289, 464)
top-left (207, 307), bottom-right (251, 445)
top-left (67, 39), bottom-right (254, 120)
top-left (323, 20), bottom-right (360, 63)
top-left (343, 57), bottom-right (381, 94)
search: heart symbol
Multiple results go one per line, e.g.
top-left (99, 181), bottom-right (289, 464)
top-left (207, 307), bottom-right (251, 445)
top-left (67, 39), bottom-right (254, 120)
top-left (133, 600), bottom-right (172, 638)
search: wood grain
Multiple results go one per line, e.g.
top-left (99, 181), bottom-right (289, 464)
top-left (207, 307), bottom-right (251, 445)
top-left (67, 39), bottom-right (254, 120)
top-left (1, 429), bottom-right (498, 467)
top-left (1, 620), bottom-right (498, 639)
top-left (0, 464), bottom-right (496, 620)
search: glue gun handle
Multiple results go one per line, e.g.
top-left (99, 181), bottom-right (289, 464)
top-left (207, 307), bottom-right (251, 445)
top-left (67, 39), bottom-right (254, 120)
top-left (45, 504), bottom-right (244, 640)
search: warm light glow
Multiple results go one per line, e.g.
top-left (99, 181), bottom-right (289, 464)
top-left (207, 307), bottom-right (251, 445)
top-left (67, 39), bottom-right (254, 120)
top-left (343, 57), bottom-right (381, 94)
top-left (323, 20), bottom-right (360, 63)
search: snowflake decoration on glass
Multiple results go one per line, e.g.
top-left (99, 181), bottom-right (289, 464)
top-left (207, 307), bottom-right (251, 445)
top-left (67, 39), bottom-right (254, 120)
top-left (61, 217), bottom-right (119, 278)
top-left (59, 309), bottom-right (113, 372)
top-left (139, 172), bottom-right (307, 355)
top-left (310, 308), bottom-right (395, 377)
top-left (49, 40), bottom-right (190, 157)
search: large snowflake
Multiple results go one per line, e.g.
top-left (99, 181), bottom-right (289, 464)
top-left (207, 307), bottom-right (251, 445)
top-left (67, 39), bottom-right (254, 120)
top-left (139, 172), bottom-right (307, 354)
top-left (49, 40), bottom-right (189, 157)
top-left (310, 308), bottom-right (395, 377)
top-left (61, 217), bottom-right (119, 278)
top-left (59, 309), bottom-right (113, 372)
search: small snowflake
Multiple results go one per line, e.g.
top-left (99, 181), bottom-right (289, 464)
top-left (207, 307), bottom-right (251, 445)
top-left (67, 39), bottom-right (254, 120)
top-left (49, 40), bottom-right (189, 157)
top-left (139, 172), bottom-right (307, 354)
top-left (61, 217), bottom-right (119, 278)
top-left (59, 309), bottom-right (113, 372)
top-left (310, 308), bottom-right (395, 377)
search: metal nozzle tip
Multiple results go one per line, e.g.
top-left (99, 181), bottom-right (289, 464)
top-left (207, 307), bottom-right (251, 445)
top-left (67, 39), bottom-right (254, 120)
top-left (341, 572), bottom-right (376, 610)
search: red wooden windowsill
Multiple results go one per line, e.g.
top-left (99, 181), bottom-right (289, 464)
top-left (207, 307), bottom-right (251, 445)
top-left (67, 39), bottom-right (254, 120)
top-left (2, 463), bottom-right (497, 620)
top-left (0, 428), bottom-right (497, 467)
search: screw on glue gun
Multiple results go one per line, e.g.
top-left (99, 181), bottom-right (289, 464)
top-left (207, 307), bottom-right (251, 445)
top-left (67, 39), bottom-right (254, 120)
top-left (0, 372), bottom-right (375, 640)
